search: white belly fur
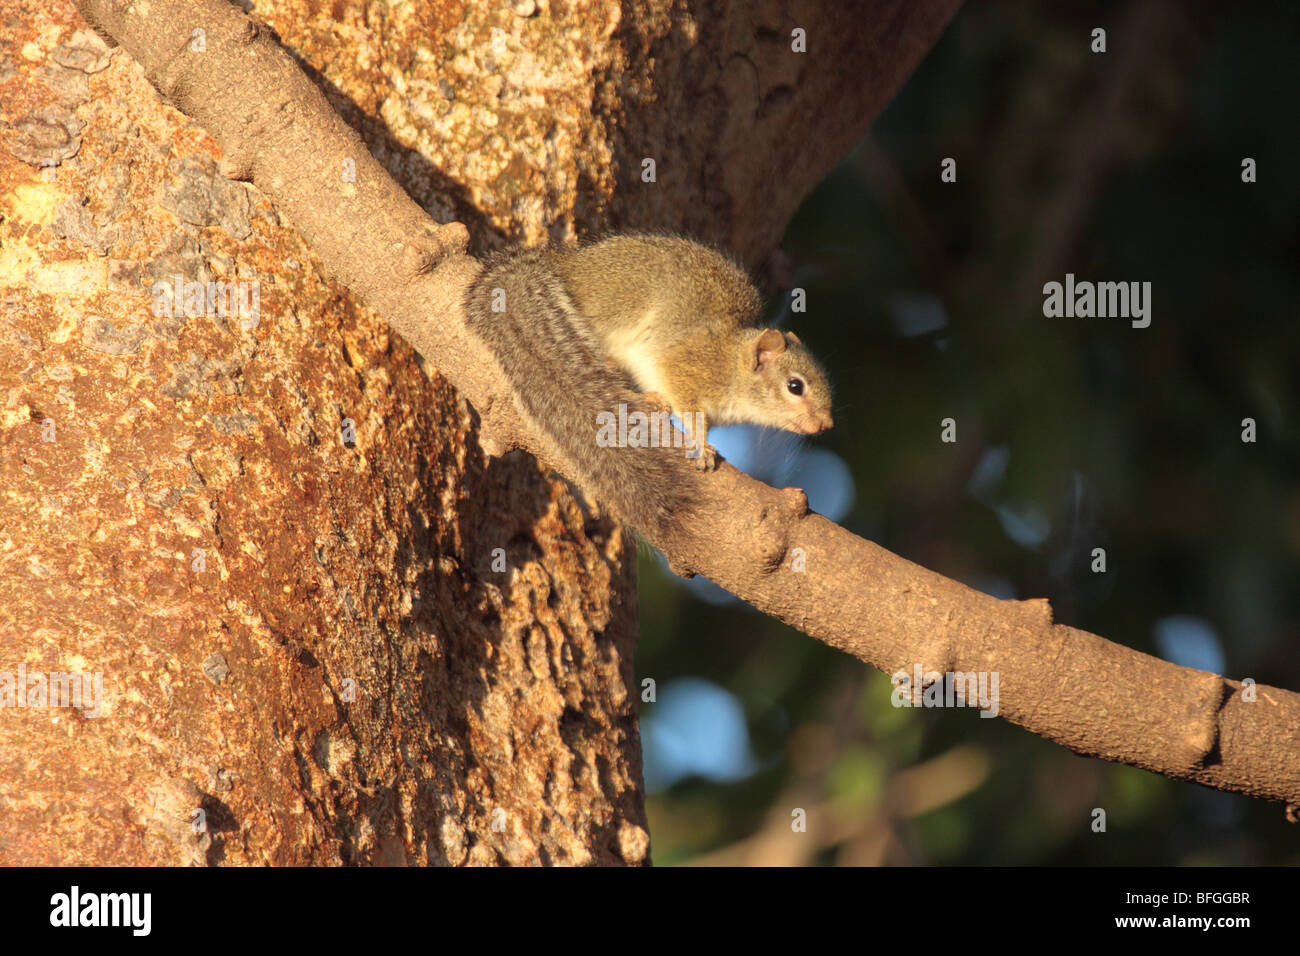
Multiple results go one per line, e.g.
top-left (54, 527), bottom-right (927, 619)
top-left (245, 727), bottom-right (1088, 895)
top-left (604, 310), bottom-right (669, 398)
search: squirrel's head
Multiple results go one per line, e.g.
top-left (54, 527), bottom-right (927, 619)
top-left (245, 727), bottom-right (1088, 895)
top-left (744, 328), bottom-right (834, 435)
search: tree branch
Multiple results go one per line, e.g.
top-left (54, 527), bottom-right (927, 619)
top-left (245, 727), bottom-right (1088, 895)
top-left (74, 0), bottom-right (1300, 810)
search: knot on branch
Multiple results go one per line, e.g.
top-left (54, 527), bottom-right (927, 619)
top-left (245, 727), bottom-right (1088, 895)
top-left (1181, 675), bottom-right (1230, 772)
top-left (665, 553), bottom-right (696, 580)
top-left (1020, 596), bottom-right (1053, 627)
top-left (751, 486), bottom-right (810, 572)
top-left (406, 224), bottom-right (471, 279)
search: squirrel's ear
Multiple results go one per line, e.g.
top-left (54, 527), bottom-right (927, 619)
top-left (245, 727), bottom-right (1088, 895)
top-left (784, 331), bottom-right (802, 346)
top-left (755, 328), bottom-right (786, 369)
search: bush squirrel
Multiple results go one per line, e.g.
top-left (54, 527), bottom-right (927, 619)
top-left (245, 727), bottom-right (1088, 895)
top-left (464, 234), bottom-right (832, 539)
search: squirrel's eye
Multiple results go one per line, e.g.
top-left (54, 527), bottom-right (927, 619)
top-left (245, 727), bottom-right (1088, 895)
top-left (787, 378), bottom-right (804, 396)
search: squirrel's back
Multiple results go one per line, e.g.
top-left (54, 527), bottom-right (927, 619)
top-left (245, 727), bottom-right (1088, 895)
top-left (557, 234), bottom-right (763, 342)
top-left (464, 245), bottom-right (697, 539)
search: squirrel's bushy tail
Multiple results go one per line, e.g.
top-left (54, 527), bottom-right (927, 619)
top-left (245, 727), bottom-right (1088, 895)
top-left (464, 248), bottom-right (696, 540)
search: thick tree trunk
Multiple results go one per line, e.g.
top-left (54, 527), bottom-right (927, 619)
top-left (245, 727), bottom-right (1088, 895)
top-left (0, 0), bottom-right (959, 864)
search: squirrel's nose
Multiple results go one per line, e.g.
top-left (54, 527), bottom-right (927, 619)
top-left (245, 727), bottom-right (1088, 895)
top-left (799, 412), bottom-right (832, 435)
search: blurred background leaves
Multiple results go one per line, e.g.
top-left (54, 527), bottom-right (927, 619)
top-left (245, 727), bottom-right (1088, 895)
top-left (638, 0), bottom-right (1300, 865)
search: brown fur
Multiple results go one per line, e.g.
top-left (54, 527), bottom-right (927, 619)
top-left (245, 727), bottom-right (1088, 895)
top-left (463, 235), bottom-right (833, 538)
top-left (464, 246), bottom-right (699, 539)
top-left (559, 235), bottom-right (833, 450)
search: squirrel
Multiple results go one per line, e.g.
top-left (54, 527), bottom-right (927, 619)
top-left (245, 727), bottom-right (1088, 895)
top-left (463, 234), bottom-right (833, 539)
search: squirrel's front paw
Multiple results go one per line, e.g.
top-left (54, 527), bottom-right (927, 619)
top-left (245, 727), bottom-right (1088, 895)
top-left (688, 443), bottom-right (718, 471)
